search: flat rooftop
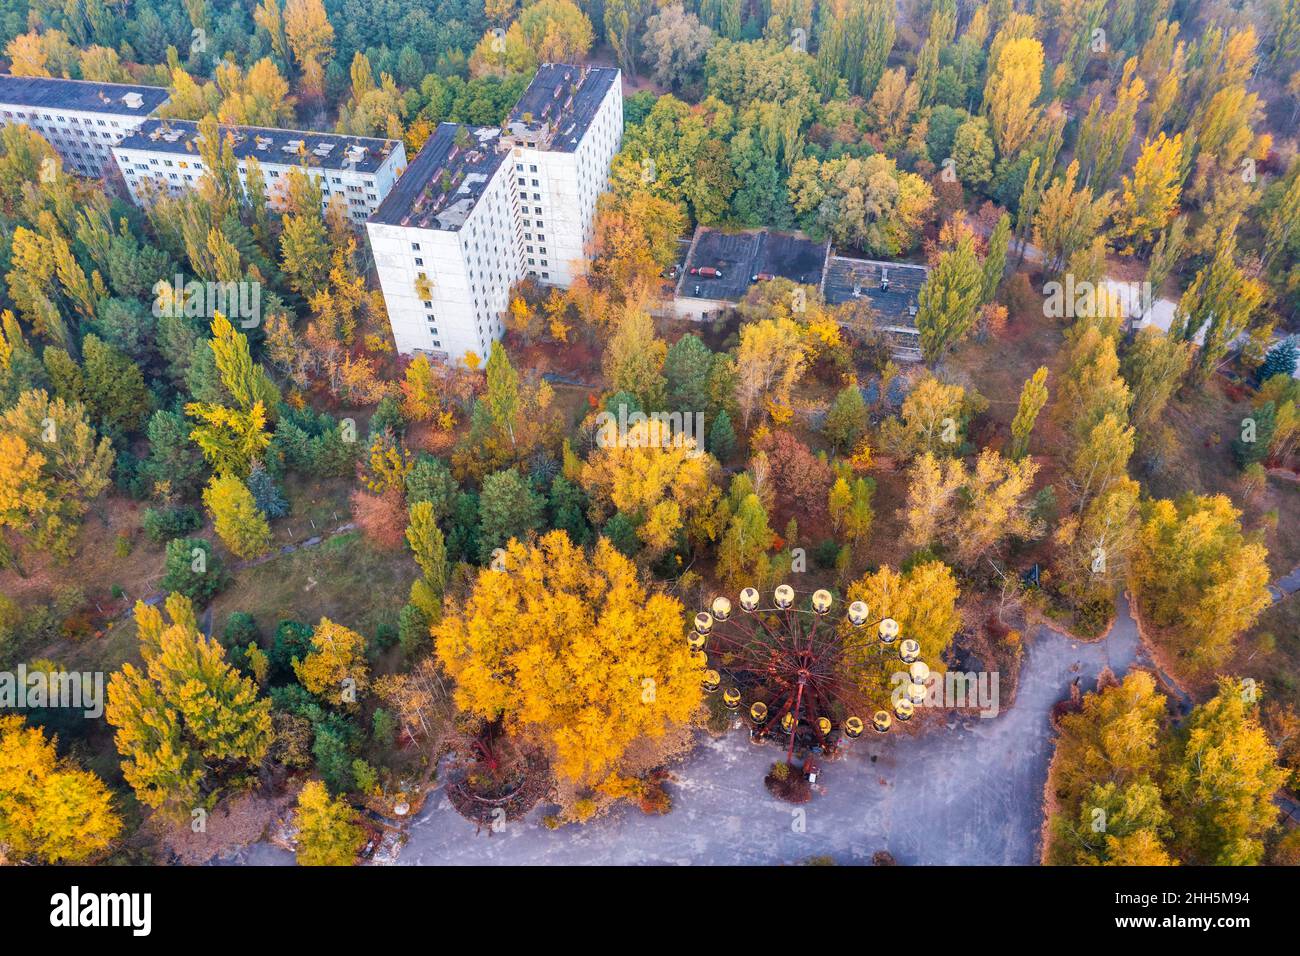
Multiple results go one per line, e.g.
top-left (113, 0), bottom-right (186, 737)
top-left (0, 73), bottom-right (168, 116)
top-left (116, 118), bottom-right (400, 174)
top-left (506, 64), bottom-right (618, 152)
top-left (369, 122), bottom-right (506, 231)
top-left (822, 255), bottom-right (928, 329)
top-left (677, 228), bottom-right (829, 301)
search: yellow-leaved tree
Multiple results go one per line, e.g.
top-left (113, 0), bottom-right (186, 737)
top-left (842, 561), bottom-right (961, 702)
top-left (294, 780), bottom-right (364, 866)
top-left (434, 531), bottom-right (703, 785)
top-left (580, 418), bottom-right (722, 559)
top-left (293, 618), bottom-right (370, 706)
top-left (106, 594), bottom-right (272, 815)
top-left (1130, 494), bottom-right (1271, 675)
top-left (0, 715), bottom-right (122, 863)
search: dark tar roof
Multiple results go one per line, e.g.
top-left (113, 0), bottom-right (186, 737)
top-left (116, 118), bottom-right (400, 174)
top-left (822, 255), bottom-right (928, 329)
top-left (0, 74), bottom-right (169, 116)
top-left (678, 228), bottom-right (829, 301)
top-left (507, 64), bottom-right (619, 153)
top-left (369, 122), bottom-right (506, 231)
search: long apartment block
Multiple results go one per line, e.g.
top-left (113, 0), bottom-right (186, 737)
top-left (0, 74), bottom-right (169, 177)
top-left (367, 64), bottom-right (622, 362)
top-left (113, 118), bottom-right (407, 224)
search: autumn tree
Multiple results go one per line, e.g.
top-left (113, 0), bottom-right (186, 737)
top-left (1046, 671), bottom-right (1174, 866)
top-left (982, 36), bottom-right (1044, 159)
top-left (1171, 232), bottom-right (1264, 384)
top-left (0, 389), bottom-right (114, 561)
top-left (0, 715), bottom-right (122, 863)
top-left (1009, 366), bottom-right (1048, 459)
top-left (293, 618), bottom-right (370, 705)
top-left (916, 223), bottom-right (984, 361)
top-left (734, 316), bottom-right (807, 428)
top-left (1121, 327), bottom-right (1191, 430)
top-left (1164, 678), bottom-right (1285, 865)
top-left (106, 595), bottom-right (272, 815)
top-left (1131, 494), bottom-right (1272, 674)
top-left (1114, 132), bottom-right (1185, 251)
top-left (843, 561), bottom-right (960, 702)
top-left (203, 474), bottom-right (274, 559)
top-left (581, 420), bottom-right (720, 559)
top-left (434, 532), bottom-right (703, 785)
top-left (294, 779), bottom-right (364, 865)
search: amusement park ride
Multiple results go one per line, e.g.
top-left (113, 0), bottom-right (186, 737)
top-left (691, 585), bottom-right (929, 772)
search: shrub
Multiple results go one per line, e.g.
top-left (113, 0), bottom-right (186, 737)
top-left (142, 505), bottom-right (202, 543)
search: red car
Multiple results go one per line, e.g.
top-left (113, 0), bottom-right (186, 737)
top-left (690, 266), bottom-right (723, 278)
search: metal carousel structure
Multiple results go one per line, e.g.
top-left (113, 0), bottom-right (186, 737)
top-left (690, 585), bottom-right (929, 775)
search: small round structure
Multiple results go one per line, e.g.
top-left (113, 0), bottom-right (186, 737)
top-left (879, 618), bottom-right (900, 645)
top-left (774, 584), bottom-right (795, 609)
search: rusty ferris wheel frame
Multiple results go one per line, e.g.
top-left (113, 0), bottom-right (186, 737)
top-left (690, 585), bottom-right (930, 767)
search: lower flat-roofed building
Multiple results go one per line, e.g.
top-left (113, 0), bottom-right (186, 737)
top-left (112, 118), bottom-right (406, 223)
top-left (0, 74), bottom-right (169, 178)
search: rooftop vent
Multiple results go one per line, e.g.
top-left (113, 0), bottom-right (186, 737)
top-left (282, 139), bottom-right (304, 153)
top-left (254, 136), bottom-right (272, 151)
top-left (122, 92), bottom-right (144, 110)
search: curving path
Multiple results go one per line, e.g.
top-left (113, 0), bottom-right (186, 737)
top-left (228, 597), bottom-right (1144, 866)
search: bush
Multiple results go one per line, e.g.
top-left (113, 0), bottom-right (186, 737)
top-left (160, 537), bottom-right (227, 604)
top-left (142, 505), bottom-right (202, 544)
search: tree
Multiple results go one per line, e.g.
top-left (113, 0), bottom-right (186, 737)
top-left (0, 715), bottom-right (122, 863)
top-left (0, 390), bottom-right (114, 560)
top-left (1172, 232), bottom-right (1263, 383)
top-left (406, 500), bottom-right (448, 598)
top-left (824, 385), bottom-right (868, 451)
top-left (734, 317), bottom-right (807, 428)
top-left (204, 474), bottom-right (274, 559)
top-left (602, 309), bottom-right (667, 412)
top-left (581, 420), bottom-right (720, 558)
top-left (106, 595), bottom-right (272, 815)
top-left (293, 618), bottom-right (370, 704)
top-left (916, 225), bottom-right (984, 360)
top-left (477, 467), bottom-right (545, 564)
top-left (1033, 161), bottom-right (1116, 275)
top-left (187, 400), bottom-right (271, 480)
top-left (1131, 495), bottom-right (1272, 674)
top-left (1122, 327), bottom-right (1191, 430)
top-left (708, 409), bottom-right (736, 460)
top-left (1164, 678), bottom-right (1285, 865)
top-left (717, 490), bottom-right (774, 589)
top-left (664, 333), bottom-right (715, 417)
top-left (294, 779), bottom-right (364, 865)
top-left (642, 3), bottom-right (713, 93)
top-left (843, 561), bottom-right (960, 700)
top-left (1046, 671), bottom-right (1173, 866)
top-left (161, 537), bottom-right (227, 604)
top-left (1114, 132), bottom-right (1185, 250)
top-left (981, 213), bottom-right (1011, 304)
top-left (82, 334), bottom-right (150, 434)
top-left (788, 154), bottom-right (934, 255)
top-left (1258, 339), bottom-right (1298, 382)
top-left (434, 532), bottom-right (702, 785)
top-left (208, 313), bottom-right (281, 415)
top-left (1009, 366), bottom-right (1048, 459)
top-left (982, 37), bottom-right (1043, 159)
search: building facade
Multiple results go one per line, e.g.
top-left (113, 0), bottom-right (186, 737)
top-left (368, 64), bottom-right (622, 362)
top-left (113, 118), bottom-right (406, 224)
top-left (0, 74), bottom-right (169, 178)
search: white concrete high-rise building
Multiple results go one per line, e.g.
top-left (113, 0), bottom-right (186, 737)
top-left (367, 64), bottom-right (621, 362)
top-left (113, 118), bottom-right (406, 224)
top-left (0, 74), bottom-right (169, 178)
top-left (500, 64), bottom-right (622, 287)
